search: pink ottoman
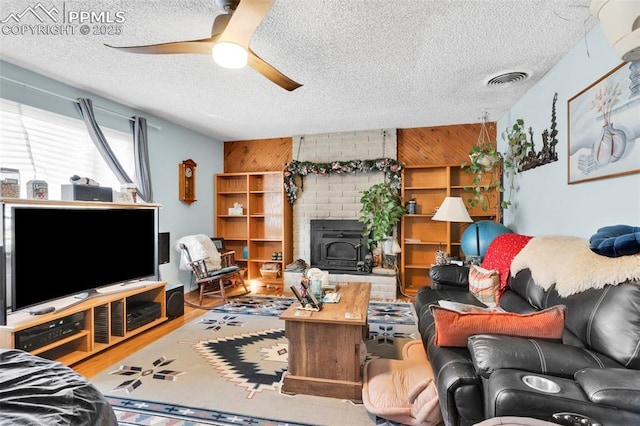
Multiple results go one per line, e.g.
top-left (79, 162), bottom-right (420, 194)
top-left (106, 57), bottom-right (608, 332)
top-left (362, 340), bottom-right (443, 425)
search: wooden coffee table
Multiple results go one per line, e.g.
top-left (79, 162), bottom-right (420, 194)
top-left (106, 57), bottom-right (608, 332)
top-left (280, 281), bottom-right (371, 401)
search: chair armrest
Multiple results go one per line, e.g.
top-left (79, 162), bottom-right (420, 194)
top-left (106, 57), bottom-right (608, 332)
top-left (429, 265), bottom-right (469, 290)
top-left (575, 368), bottom-right (640, 413)
top-left (468, 334), bottom-right (622, 379)
top-left (188, 258), bottom-right (209, 280)
top-left (220, 250), bottom-right (236, 268)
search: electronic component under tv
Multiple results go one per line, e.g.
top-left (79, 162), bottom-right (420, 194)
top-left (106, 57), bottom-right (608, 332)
top-left (4, 205), bottom-right (159, 316)
top-left (158, 232), bottom-right (170, 265)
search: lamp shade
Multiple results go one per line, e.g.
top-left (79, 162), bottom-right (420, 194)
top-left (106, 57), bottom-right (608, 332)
top-left (432, 197), bottom-right (473, 223)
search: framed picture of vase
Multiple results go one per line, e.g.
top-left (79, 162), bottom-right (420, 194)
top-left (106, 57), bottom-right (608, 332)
top-left (567, 62), bottom-right (640, 184)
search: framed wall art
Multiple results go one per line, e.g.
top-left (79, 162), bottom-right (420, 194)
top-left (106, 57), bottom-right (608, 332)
top-left (567, 62), bottom-right (640, 184)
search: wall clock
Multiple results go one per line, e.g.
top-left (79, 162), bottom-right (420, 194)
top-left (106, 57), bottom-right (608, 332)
top-left (178, 159), bottom-right (197, 205)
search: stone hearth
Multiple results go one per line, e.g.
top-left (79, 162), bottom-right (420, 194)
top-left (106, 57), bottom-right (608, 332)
top-left (283, 271), bottom-right (396, 301)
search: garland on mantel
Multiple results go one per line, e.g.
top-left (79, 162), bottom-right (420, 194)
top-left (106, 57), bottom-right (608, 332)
top-left (283, 158), bottom-right (403, 204)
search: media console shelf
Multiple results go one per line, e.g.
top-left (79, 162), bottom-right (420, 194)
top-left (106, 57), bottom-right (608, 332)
top-left (0, 281), bottom-right (167, 366)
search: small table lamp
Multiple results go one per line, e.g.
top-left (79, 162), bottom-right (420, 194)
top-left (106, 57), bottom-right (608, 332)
top-left (432, 197), bottom-right (474, 264)
top-left (432, 197), bottom-right (473, 223)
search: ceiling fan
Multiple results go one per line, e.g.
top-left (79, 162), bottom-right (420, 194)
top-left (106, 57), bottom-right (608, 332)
top-left (105, 0), bottom-right (302, 91)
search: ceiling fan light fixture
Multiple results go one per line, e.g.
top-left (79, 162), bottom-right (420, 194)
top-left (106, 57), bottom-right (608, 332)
top-left (212, 41), bottom-right (248, 69)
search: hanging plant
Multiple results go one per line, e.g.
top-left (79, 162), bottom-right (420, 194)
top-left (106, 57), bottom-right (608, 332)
top-left (283, 158), bottom-right (403, 204)
top-left (461, 115), bottom-right (508, 211)
top-left (358, 182), bottom-right (406, 250)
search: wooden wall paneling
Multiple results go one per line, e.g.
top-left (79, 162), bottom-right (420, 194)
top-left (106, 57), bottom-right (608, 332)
top-left (224, 137), bottom-right (293, 173)
top-left (398, 122), bottom-right (497, 166)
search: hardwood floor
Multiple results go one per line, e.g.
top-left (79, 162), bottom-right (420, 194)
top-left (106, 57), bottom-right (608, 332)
top-left (72, 285), bottom-right (411, 379)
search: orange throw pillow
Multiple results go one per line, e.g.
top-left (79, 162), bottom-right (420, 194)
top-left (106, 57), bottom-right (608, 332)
top-left (430, 305), bottom-right (566, 347)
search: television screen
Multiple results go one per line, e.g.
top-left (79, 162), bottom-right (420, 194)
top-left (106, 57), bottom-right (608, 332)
top-left (9, 206), bottom-right (158, 312)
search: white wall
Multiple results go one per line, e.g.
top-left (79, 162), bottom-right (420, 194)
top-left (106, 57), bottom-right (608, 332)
top-left (0, 61), bottom-right (223, 290)
top-left (498, 25), bottom-right (640, 238)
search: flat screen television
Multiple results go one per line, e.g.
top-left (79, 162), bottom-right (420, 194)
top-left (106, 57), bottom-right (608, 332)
top-left (4, 205), bottom-right (159, 316)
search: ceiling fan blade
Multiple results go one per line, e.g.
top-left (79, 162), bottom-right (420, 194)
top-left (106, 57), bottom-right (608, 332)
top-left (105, 37), bottom-right (217, 55)
top-left (219, 0), bottom-right (274, 48)
top-left (248, 49), bottom-right (302, 91)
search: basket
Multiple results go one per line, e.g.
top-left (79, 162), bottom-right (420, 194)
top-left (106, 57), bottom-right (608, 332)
top-left (260, 263), bottom-right (281, 279)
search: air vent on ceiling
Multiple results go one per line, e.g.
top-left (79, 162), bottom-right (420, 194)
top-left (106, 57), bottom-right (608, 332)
top-left (484, 70), bottom-right (532, 87)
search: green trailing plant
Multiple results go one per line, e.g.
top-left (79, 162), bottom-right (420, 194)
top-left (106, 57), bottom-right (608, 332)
top-left (502, 118), bottom-right (530, 189)
top-left (283, 158), bottom-right (402, 204)
top-left (358, 182), bottom-right (406, 250)
top-left (461, 140), bottom-right (508, 211)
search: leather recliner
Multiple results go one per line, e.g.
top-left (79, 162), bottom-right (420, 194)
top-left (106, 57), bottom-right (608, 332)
top-left (414, 265), bottom-right (640, 426)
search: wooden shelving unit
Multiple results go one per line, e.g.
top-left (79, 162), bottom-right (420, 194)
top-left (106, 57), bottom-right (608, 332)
top-left (0, 281), bottom-right (167, 366)
top-left (215, 172), bottom-right (292, 290)
top-left (400, 165), bottom-right (500, 295)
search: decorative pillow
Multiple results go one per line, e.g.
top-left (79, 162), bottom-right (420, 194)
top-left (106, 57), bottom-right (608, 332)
top-left (481, 233), bottom-right (533, 294)
top-left (430, 304), bottom-right (567, 347)
top-left (469, 265), bottom-right (500, 308)
top-left (589, 224), bottom-right (640, 258)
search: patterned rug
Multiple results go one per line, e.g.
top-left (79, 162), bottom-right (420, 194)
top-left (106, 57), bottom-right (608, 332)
top-left (93, 296), bottom-right (419, 426)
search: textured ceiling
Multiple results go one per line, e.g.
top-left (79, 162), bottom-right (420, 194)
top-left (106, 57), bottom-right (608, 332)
top-left (0, 0), bottom-right (597, 141)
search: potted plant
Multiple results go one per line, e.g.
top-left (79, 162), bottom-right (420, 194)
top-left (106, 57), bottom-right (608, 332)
top-left (461, 141), bottom-right (507, 211)
top-left (358, 182), bottom-right (406, 251)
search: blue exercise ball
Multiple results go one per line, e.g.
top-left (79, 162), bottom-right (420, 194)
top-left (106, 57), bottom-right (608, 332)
top-left (461, 220), bottom-right (512, 258)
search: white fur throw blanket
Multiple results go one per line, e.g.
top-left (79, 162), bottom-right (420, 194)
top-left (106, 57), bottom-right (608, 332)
top-left (175, 234), bottom-right (221, 271)
top-left (511, 235), bottom-right (640, 297)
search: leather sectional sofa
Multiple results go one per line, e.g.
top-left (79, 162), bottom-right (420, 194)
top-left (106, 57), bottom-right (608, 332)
top-left (414, 264), bottom-right (640, 426)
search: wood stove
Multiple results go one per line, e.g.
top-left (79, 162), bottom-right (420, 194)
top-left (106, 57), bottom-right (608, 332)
top-left (310, 219), bottom-right (369, 273)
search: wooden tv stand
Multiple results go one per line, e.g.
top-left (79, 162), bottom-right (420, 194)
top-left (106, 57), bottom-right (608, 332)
top-left (0, 281), bottom-right (167, 366)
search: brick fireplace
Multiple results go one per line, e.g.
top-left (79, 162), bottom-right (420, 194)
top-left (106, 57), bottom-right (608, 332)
top-left (284, 129), bottom-right (398, 300)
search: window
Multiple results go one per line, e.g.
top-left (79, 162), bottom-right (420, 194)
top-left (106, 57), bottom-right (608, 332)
top-left (0, 98), bottom-right (134, 200)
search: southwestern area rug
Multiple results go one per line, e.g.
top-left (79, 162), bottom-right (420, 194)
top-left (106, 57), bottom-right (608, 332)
top-left (91, 296), bottom-right (420, 425)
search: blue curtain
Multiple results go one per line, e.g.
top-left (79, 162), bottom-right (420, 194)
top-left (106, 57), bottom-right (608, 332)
top-left (76, 98), bottom-right (133, 185)
top-left (132, 116), bottom-right (153, 202)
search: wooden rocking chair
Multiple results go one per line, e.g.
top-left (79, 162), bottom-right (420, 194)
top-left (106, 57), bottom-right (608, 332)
top-left (177, 235), bottom-right (248, 307)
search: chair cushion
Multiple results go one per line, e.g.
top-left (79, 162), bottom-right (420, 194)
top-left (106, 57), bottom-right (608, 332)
top-left (430, 304), bottom-right (566, 347)
top-left (208, 265), bottom-right (239, 276)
